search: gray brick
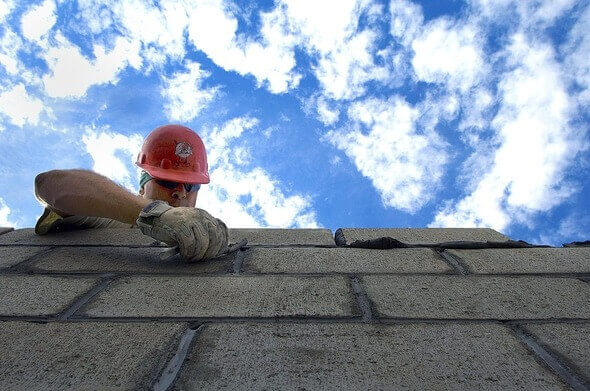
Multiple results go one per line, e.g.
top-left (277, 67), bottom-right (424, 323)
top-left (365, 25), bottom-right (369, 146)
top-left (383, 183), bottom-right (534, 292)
top-left (230, 228), bottom-right (334, 245)
top-left (32, 246), bottom-right (233, 274)
top-left (524, 322), bottom-right (590, 381)
top-left (0, 246), bottom-right (49, 269)
top-left (0, 228), bottom-right (159, 246)
top-left (449, 248), bottom-right (590, 274)
top-left (0, 275), bottom-right (99, 316)
top-left (82, 275), bottom-right (354, 318)
top-left (363, 275), bottom-right (590, 319)
top-left (0, 227), bottom-right (14, 236)
top-left (0, 321), bottom-right (184, 390)
top-left (174, 322), bottom-right (566, 390)
top-left (337, 228), bottom-right (509, 245)
top-left (244, 247), bottom-right (451, 274)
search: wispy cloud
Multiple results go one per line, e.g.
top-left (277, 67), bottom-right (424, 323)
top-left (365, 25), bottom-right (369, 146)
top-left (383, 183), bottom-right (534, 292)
top-left (161, 61), bottom-right (219, 122)
top-left (0, 83), bottom-right (44, 127)
top-left (0, 197), bottom-right (17, 227)
top-left (81, 127), bottom-right (144, 192)
top-left (326, 96), bottom-right (449, 213)
top-left (200, 117), bottom-right (318, 228)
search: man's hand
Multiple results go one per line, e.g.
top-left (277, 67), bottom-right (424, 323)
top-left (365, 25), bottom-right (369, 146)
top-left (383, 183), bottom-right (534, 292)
top-left (136, 201), bottom-right (229, 261)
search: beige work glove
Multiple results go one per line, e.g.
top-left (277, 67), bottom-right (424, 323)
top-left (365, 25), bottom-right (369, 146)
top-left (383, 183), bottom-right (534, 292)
top-left (136, 201), bottom-right (229, 261)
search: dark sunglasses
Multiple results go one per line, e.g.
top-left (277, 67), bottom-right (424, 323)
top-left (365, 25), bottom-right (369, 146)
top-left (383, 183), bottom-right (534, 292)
top-left (154, 179), bottom-right (201, 192)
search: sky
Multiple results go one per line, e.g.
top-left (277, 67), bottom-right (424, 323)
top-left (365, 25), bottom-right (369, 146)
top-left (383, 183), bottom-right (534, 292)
top-left (0, 0), bottom-right (589, 246)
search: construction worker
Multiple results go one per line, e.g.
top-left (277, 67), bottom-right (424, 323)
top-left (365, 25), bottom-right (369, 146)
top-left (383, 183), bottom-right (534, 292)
top-left (34, 124), bottom-right (228, 261)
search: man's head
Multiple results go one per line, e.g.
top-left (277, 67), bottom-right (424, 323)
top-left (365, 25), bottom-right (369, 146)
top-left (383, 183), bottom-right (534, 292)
top-left (136, 124), bottom-right (209, 207)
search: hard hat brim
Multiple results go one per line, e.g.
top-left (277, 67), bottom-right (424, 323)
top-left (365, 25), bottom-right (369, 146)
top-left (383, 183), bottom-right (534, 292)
top-left (139, 164), bottom-right (210, 184)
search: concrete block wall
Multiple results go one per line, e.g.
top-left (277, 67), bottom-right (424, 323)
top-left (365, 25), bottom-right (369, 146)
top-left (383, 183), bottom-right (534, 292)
top-left (0, 227), bottom-right (589, 390)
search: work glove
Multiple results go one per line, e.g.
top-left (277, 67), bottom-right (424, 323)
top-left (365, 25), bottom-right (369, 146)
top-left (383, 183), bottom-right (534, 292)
top-left (136, 201), bottom-right (229, 261)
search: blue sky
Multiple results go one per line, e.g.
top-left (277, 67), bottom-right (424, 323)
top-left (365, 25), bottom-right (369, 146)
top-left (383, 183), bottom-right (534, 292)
top-left (0, 0), bottom-right (589, 245)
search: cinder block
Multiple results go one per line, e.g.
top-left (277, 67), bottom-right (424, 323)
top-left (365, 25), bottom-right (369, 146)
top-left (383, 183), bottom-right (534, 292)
top-left (0, 227), bottom-right (14, 236)
top-left (244, 247), bottom-right (451, 274)
top-left (82, 275), bottom-right (354, 318)
top-left (0, 228), bottom-right (159, 246)
top-left (363, 275), bottom-right (590, 319)
top-left (523, 322), bottom-right (590, 381)
top-left (0, 246), bottom-right (49, 269)
top-left (229, 228), bottom-right (334, 245)
top-left (0, 275), bottom-right (99, 316)
top-left (32, 246), bottom-right (233, 274)
top-left (336, 228), bottom-right (509, 245)
top-left (174, 322), bottom-right (566, 390)
top-left (449, 248), bottom-right (590, 274)
top-left (0, 321), bottom-right (185, 390)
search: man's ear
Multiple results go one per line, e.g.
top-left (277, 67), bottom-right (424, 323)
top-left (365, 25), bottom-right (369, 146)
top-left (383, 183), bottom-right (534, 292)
top-left (139, 187), bottom-right (144, 196)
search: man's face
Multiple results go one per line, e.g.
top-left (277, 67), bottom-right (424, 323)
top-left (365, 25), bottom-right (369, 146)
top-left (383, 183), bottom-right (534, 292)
top-left (140, 179), bottom-right (198, 207)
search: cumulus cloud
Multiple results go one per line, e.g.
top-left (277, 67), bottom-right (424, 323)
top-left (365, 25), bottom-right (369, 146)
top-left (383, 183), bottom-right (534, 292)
top-left (199, 117), bottom-right (319, 228)
top-left (411, 19), bottom-right (485, 92)
top-left (20, 0), bottom-right (56, 44)
top-left (325, 96), bottom-right (448, 213)
top-left (81, 127), bottom-right (144, 192)
top-left (431, 34), bottom-right (585, 230)
top-left (280, 0), bottom-right (390, 100)
top-left (161, 61), bottom-right (219, 122)
top-left (0, 84), bottom-right (44, 127)
top-left (0, 197), bottom-right (17, 227)
top-left (42, 33), bottom-right (141, 98)
top-left (186, 0), bottom-right (300, 93)
top-left (0, 28), bottom-right (22, 75)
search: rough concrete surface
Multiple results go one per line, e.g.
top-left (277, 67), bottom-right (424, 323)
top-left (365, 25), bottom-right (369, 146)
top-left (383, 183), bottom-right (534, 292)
top-left (31, 246), bottom-right (233, 274)
top-left (230, 228), bottom-right (334, 245)
top-left (82, 275), bottom-right (354, 318)
top-left (0, 228), bottom-right (159, 246)
top-left (523, 322), bottom-right (590, 382)
top-left (0, 227), bottom-right (14, 235)
top-left (337, 228), bottom-right (509, 244)
top-left (363, 275), bottom-right (590, 319)
top-left (0, 321), bottom-right (185, 390)
top-left (449, 248), bottom-right (590, 274)
top-left (0, 275), bottom-right (99, 316)
top-left (244, 247), bottom-right (452, 274)
top-left (173, 322), bottom-right (567, 390)
top-left (0, 246), bottom-right (49, 269)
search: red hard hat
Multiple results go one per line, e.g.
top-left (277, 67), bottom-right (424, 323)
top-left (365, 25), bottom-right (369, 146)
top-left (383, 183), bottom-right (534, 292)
top-left (135, 124), bottom-right (210, 184)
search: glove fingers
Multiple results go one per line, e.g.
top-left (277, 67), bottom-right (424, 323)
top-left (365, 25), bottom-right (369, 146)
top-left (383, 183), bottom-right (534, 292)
top-left (187, 223), bottom-right (209, 262)
top-left (203, 218), bottom-right (228, 259)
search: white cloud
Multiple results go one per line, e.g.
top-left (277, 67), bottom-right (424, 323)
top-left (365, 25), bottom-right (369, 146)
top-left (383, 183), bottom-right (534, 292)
top-left (161, 61), bottom-right (219, 122)
top-left (281, 0), bottom-right (390, 100)
top-left (0, 197), bottom-right (17, 227)
top-left (186, 0), bottom-right (300, 93)
top-left (0, 83), bottom-right (44, 127)
top-left (81, 127), bottom-right (144, 192)
top-left (42, 33), bottom-right (141, 98)
top-left (390, 0), bottom-right (423, 46)
top-left (561, 4), bottom-right (590, 107)
top-left (0, 28), bottom-right (22, 75)
top-left (431, 34), bottom-right (585, 230)
top-left (315, 96), bottom-right (340, 125)
top-left (326, 96), bottom-right (449, 213)
top-left (0, 0), bottom-right (15, 25)
top-left (199, 117), bottom-right (319, 228)
top-left (411, 18), bottom-right (485, 92)
top-left (20, 0), bottom-right (56, 44)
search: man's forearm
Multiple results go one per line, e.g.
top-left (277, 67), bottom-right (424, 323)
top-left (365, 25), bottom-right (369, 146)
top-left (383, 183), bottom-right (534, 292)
top-left (35, 169), bottom-right (151, 225)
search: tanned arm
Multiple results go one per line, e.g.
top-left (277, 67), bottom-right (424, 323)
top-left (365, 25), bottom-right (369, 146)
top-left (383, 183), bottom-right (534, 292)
top-left (34, 169), bottom-right (151, 225)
